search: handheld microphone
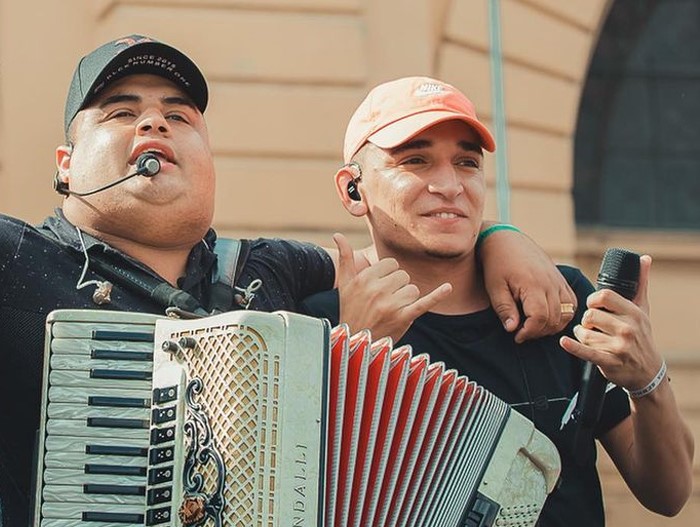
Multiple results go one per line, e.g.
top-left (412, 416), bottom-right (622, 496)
top-left (54, 153), bottom-right (161, 197)
top-left (572, 247), bottom-right (640, 464)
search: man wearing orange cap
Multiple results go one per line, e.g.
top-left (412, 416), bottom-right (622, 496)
top-left (303, 76), bottom-right (693, 525)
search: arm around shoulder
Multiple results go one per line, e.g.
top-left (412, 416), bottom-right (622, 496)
top-left (476, 222), bottom-right (578, 341)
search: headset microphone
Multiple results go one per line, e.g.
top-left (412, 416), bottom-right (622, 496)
top-left (54, 153), bottom-right (162, 196)
top-left (136, 153), bottom-right (161, 177)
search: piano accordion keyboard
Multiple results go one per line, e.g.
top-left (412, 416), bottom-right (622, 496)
top-left (35, 312), bottom-right (183, 526)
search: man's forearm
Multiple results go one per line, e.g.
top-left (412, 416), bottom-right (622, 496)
top-left (604, 380), bottom-right (694, 516)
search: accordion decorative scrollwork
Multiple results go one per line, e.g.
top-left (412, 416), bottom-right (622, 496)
top-left (180, 377), bottom-right (226, 526)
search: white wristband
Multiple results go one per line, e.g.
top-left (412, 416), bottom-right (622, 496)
top-left (626, 360), bottom-right (668, 399)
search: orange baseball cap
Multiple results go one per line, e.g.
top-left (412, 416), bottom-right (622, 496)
top-left (343, 76), bottom-right (495, 163)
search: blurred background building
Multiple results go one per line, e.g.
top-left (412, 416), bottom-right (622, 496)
top-left (0, 0), bottom-right (697, 524)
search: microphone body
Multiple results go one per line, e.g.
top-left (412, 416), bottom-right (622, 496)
top-left (55, 153), bottom-right (161, 197)
top-left (572, 248), bottom-right (640, 464)
top-left (136, 154), bottom-right (161, 178)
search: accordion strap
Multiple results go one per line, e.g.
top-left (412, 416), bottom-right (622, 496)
top-left (210, 237), bottom-right (251, 312)
top-left (80, 237), bottom-right (250, 316)
top-left (212, 238), bottom-right (243, 289)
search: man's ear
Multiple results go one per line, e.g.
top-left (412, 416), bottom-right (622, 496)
top-left (334, 165), bottom-right (367, 217)
top-left (55, 144), bottom-right (72, 185)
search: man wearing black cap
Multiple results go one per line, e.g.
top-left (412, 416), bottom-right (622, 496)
top-left (0, 35), bottom-right (579, 524)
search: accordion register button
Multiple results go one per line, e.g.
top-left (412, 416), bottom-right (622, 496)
top-left (151, 425), bottom-right (176, 444)
top-left (152, 406), bottom-right (177, 424)
top-left (153, 385), bottom-right (179, 403)
top-left (149, 466), bottom-right (174, 484)
top-left (149, 446), bottom-right (175, 464)
top-left (147, 486), bottom-right (173, 505)
top-left (146, 506), bottom-right (171, 525)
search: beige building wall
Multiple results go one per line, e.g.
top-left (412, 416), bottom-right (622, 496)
top-left (0, 0), bottom-right (697, 524)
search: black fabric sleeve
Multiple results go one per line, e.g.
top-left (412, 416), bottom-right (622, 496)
top-left (300, 288), bottom-right (340, 324)
top-left (243, 238), bottom-right (335, 311)
top-left (0, 216), bottom-right (25, 292)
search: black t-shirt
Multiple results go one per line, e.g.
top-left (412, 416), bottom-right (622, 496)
top-left (0, 210), bottom-right (334, 526)
top-left (301, 265), bottom-right (631, 527)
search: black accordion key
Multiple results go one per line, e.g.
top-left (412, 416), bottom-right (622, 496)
top-left (149, 466), bottom-right (174, 485)
top-left (83, 511), bottom-right (145, 523)
top-left (91, 348), bottom-right (153, 361)
top-left (86, 444), bottom-right (148, 457)
top-left (146, 507), bottom-right (172, 525)
top-left (92, 329), bottom-right (154, 342)
top-left (90, 368), bottom-right (152, 381)
top-left (87, 417), bottom-right (149, 429)
top-left (89, 395), bottom-right (151, 408)
top-left (153, 385), bottom-right (178, 404)
top-left (151, 425), bottom-right (176, 444)
top-left (85, 464), bottom-right (147, 477)
top-left (84, 483), bottom-right (146, 496)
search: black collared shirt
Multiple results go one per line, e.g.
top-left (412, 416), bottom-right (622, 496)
top-left (0, 210), bottom-right (334, 526)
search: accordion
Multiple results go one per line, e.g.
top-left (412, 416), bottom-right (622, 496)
top-left (33, 309), bottom-right (561, 527)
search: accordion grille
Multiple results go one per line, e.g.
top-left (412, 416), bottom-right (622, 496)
top-left (171, 324), bottom-right (280, 526)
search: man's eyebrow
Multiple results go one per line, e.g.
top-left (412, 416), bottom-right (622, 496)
top-left (97, 94), bottom-right (197, 110)
top-left (162, 95), bottom-right (197, 109)
top-left (98, 94), bottom-right (140, 108)
top-left (458, 141), bottom-right (483, 155)
top-left (388, 139), bottom-right (483, 155)
top-left (389, 139), bottom-right (432, 155)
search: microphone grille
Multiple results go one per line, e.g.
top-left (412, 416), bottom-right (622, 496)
top-left (597, 248), bottom-right (641, 299)
top-left (136, 154), bottom-right (161, 177)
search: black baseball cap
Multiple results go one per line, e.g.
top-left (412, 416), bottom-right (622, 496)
top-left (64, 35), bottom-right (209, 135)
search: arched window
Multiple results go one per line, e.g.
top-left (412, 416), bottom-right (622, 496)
top-left (574, 0), bottom-right (700, 229)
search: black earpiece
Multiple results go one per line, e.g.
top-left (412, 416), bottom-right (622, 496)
top-left (347, 179), bottom-right (361, 201)
top-left (53, 172), bottom-right (70, 196)
top-left (345, 161), bottom-right (363, 201)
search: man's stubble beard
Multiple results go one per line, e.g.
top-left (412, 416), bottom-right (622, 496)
top-left (384, 236), bottom-right (469, 262)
